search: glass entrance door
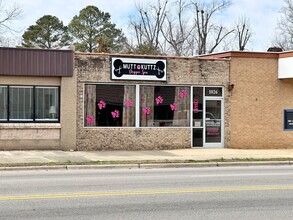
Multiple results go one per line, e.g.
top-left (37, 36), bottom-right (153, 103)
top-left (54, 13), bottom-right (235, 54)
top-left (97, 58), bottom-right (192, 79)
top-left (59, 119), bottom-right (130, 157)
top-left (191, 87), bottom-right (224, 148)
top-left (204, 99), bottom-right (223, 147)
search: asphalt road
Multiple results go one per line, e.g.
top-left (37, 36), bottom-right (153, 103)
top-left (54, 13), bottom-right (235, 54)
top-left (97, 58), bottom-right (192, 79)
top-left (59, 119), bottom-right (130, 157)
top-left (0, 165), bottom-right (293, 220)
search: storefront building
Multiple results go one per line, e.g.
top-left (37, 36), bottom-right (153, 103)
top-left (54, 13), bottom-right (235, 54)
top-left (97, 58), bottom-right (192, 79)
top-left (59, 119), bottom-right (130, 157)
top-left (75, 53), bottom-right (230, 150)
top-left (203, 51), bottom-right (293, 149)
top-left (2, 47), bottom-right (293, 150)
top-left (0, 47), bottom-right (76, 150)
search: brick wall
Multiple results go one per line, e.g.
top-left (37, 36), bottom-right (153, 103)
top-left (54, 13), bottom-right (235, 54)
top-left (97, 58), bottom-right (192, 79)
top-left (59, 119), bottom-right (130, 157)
top-left (229, 57), bottom-right (293, 148)
top-left (75, 53), bottom-right (231, 150)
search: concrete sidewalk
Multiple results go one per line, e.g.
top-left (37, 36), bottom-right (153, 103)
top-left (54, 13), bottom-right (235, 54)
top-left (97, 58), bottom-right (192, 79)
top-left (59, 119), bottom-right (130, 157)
top-left (1, 148), bottom-right (293, 165)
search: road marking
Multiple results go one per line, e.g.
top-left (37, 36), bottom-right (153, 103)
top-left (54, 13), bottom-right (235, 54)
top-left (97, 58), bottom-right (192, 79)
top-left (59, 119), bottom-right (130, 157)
top-left (1, 186), bottom-right (293, 201)
top-left (191, 173), bottom-right (292, 178)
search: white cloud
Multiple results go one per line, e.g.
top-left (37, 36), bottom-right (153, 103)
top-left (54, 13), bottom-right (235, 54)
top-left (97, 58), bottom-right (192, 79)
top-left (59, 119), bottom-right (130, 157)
top-left (224, 0), bottom-right (285, 51)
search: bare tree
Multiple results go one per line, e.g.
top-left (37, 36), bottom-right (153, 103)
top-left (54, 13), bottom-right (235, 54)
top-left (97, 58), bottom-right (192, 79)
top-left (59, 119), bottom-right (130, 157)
top-left (192, 0), bottom-right (233, 55)
top-left (161, 0), bottom-right (195, 56)
top-left (0, 0), bottom-right (22, 34)
top-left (273, 35), bottom-right (293, 51)
top-left (234, 16), bottom-right (252, 51)
top-left (273, 0), bottom-right (293, 51)
top-left (129, 0), bottom-right (168, 54)
top-left (0, 35), bottom-right (21, 46)
top-left (128, 0), bottom-right (234, 55)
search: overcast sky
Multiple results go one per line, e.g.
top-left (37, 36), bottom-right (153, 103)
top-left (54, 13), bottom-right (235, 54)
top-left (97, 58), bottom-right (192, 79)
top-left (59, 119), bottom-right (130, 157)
top-left (4, 0), bottom-right (285, 52)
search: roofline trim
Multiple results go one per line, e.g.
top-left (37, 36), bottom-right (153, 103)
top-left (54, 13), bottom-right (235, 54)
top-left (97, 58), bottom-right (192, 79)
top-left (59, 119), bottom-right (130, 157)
top-left (199, 51), bottom-right (280, 59)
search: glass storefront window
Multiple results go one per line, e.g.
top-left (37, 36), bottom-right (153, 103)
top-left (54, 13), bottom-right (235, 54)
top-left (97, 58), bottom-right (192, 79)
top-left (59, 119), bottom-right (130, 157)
top-left (35, 87), bottom-right (59, 121)
top-left (193, 87), bottom-right (203, 127)
top-left (284, 109), bottom-right (293, 130)
top-left (82, 84), bottom-right (224, 144)
top-left (193, 128), bottom-right (203, 147)
top-left (0, 86), bottom-right (60, 122)
top-left (140, 85), bottom-right (190, 127)
top-left (84, 84), bottom-right (136, 127)
top-left (9, 86), bottom-right (33, 121)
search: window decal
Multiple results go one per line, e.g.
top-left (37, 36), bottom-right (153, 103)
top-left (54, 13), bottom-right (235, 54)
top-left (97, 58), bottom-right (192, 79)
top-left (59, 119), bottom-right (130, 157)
top-left (111, 110), bottom-right (120, 118)
top-left (180, 90), bottom-right (187, 99)
top-left (86, 116), bottom-right (95, 125)
top-left (124, 99), bottom-right (133, 108)
top-left (97, 100), bottom-right (106, 110)
top-left (193, 100), bottom-right (199, 113)
top-left (170, 103), bottom-right (178, 111)
top-left (155, 96), bottom-right (164, 105)
top-left (142, 107), bottom-right (151, 115)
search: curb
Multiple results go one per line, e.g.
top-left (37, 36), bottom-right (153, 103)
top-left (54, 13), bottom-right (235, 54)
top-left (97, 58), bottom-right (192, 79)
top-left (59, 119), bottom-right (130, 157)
top-left (216, 161), bottom-right (292, 167)
top-left (139, 162), bottom-right (218, 169)
top-left (0, 164), bottom-right (139, 171)
top-left (67, 164), bottom-right (139, 170)
top-left (140, 161), bottom-right (292, 168)
top-left (0, 161), bottom-right (292, 171)
top-left (0, 165), bottom-right (68, 171)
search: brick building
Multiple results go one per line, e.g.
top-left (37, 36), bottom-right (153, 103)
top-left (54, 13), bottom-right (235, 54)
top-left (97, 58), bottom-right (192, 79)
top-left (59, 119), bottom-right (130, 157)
top-left (75, 53), bottom-right (229, 150)
top-left (0, 47), bottom-right (293, 150)
top-left (0, 47), bottom-right (76, 150)
top-left (202, 51), bottom-right (293, 149)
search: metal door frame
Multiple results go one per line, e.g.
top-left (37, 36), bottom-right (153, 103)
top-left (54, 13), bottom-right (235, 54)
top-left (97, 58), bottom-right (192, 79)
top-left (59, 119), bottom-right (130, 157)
top-left (191, 86), bottom-right (224, 148)
top-left (203, 97), bottom-right (224, 148)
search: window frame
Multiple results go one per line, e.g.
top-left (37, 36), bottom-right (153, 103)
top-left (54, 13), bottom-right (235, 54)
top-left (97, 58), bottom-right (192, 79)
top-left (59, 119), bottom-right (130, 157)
top-left (83, 83), bottom-right (137, 128)
top-left (139, 84), bottom-right (191, 127)
top-left (284, 109), bottom-right (293, 130)
top-left (83, 83), bottom-right (196, 128)
top-left (0, 85), bottom-right (60, 123)
top-left (0, 85), bottom-right (8, 121)
top-left (9, 86), bottom-right (34, 122)
top-left (35, 86), bottom-right (60, 122)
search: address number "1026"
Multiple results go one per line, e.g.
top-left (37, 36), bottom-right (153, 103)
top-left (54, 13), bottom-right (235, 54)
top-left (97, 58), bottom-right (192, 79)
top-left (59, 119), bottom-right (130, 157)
top-left (208, 89), bottom-right (218, 95)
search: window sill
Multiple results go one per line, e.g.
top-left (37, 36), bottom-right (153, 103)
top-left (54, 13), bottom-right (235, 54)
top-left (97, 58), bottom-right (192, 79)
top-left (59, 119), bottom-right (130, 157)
top-left (0, 123), bottom-right (61, 129)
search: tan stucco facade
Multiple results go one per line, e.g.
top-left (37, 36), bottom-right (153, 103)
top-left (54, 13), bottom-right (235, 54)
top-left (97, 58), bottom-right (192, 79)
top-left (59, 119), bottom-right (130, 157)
top-left (60, 70), bottom-right (77, 151)
top-left (0, 75), bottom-right (77, 150)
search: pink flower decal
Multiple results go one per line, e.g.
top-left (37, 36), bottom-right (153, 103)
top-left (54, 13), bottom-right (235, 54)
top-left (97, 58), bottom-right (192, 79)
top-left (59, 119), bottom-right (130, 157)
top-left (98, 100), bottom-right (106, 110)
top-left (180, 90), bottom-right (187, 99)
top-left (155, 96), bottom-right (164, 105)
top-left (170, 103), bottom-right (178, 111)
top-left (142, 107), bottom-right (151, 115)
top-left (86, 116), bottom-right (95, 124)
top-left (111, 109), bottom-right (120, 118)
top-left (124, 99), bottom-right (133, 108)
top-left (193, 100), bottom-right (198, 113)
